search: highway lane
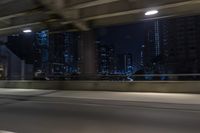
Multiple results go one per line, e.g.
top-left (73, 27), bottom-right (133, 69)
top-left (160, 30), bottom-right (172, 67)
top-left (0, 98), bottom-right (200, 133)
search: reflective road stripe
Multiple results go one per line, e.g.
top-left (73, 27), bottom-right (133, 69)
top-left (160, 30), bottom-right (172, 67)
top-left (0, 131), bottom-right (16, 133)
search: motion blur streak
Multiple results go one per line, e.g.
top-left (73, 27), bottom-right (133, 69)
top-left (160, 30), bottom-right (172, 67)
top-left (0, 98), bottom-right (200, 133)
top-left (0, 131), bottom-right (16, 133)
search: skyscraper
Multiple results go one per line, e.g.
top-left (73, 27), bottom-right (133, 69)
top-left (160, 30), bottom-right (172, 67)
top-left (160, 15), bottom-right (200, 74)
top-left (144, 15), bottom-right (200, 75)
top-left (48, 32), bottom-right (65, 75)
top-left (34, 31), bottom-right (78, 78)
top-left (34, 30), bottom-right (49, 74)
top-left (144, 20), bottom-right (162, 66)
top-left (64, 32), bottom-right (78, 73)
top-left (96, 42), bottom-right (115, 74)
top-left (124, 53), bottom-right (133, 74)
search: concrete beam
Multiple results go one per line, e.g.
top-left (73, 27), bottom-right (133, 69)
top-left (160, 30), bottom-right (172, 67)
top-left (41, 0), bottom-right (119, 9)
top-left (73, 21), bottom-right (90, 31)
top-left (0, 0), bottom-right (39, 17)
top-left (0, 0), bottom-right (48, 31)
top-left (91, 4), bottom-right (200, 27)
top-left (0, 22), bottom-right (42, 31)
top-left (68, 0), bottom-right (120, 9)
top-left (0, 7), bottom-right (47, 21)
top-left (0, 0), bottom-right (15, 5)
top-left (0, 19), bottom-right (58, 35)
top-left (0, 22), bottom-right (43, 32)
top-left (0, 13), bottom-right (55, 35)
top-left (42, 0), bottom-right (200, 30)
top-left (7, 12), bottom-right (51, 26)
top-left (81, 0), bottom-right (200, 21)
top-left (39, 0), bottom-right (91, 31)
top-left (0, 0), bottom-right (199, 34)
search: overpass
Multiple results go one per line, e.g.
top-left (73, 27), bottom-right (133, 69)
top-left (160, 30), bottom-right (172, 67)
top-left (1, 0), bottom-right (200, 77)
top-left (0, 0), bottom-right (200, 35)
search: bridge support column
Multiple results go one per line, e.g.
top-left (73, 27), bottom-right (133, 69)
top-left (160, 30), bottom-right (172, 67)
top-left (78, 30), bottom-right (97, 79)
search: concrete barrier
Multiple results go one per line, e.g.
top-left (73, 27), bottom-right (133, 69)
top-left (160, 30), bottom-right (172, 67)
top-left (0, 80), bottom-right (200, 93)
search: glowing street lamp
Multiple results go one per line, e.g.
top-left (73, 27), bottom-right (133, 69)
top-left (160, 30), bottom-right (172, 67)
top-left (23, 29), bottom-right (32, 33)
top-left (145, 10), bottom-right (159, 16)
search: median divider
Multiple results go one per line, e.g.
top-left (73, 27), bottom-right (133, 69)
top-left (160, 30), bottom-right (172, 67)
top-left (0, 80), bottom-right (200, 93)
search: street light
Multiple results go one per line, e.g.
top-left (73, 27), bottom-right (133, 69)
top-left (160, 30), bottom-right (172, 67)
top-left (145, 10), bottom-right (159, 16)
top-left (23, 29), bottom-right (32, 33)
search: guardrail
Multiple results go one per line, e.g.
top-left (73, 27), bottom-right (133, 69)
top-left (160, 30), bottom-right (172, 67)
top-left (33, 73), bottom-right (200, 81)
top-left (0, 80), bottom-right (200, 93)
top-left (2, 73), bottom-right (200, 81)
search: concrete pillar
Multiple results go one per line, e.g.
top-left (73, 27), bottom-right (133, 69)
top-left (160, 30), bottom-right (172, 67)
top-left (78, 30), bottom-right (97, 79)
top-left (21, 60), bottom-right (25, 80)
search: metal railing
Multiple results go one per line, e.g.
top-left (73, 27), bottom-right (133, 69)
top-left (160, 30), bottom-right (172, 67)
top-left (1, 73), bottom-right (200, 81)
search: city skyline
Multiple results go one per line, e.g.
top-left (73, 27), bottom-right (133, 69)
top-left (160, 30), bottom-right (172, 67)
top-left (96, 22), bottom-right (145, 55)
top-left (1, 14), bottom-right (200, 79)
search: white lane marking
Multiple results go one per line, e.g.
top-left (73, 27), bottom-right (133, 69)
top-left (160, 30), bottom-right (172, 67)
top-left (0, 130), bottom-right (16, 133)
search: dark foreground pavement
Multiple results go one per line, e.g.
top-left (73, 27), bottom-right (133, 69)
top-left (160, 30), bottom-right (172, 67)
top-left (0, 96), bottom-right (200, 133)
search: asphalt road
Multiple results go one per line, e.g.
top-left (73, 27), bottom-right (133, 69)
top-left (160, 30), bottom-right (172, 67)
top-left (0, 97), bottom-right (200, 133)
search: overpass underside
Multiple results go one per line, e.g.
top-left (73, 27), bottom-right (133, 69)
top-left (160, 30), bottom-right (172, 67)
top-left (0, 0), bottom-right (200, 77)
top-left (0, 0), bottom-right (199, 35)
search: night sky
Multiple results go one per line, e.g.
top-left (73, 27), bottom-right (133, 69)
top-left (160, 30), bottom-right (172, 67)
top-left (7, 22), bottom-right (146, 66)
top-left (96, 22), bottom-right (145, 59)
